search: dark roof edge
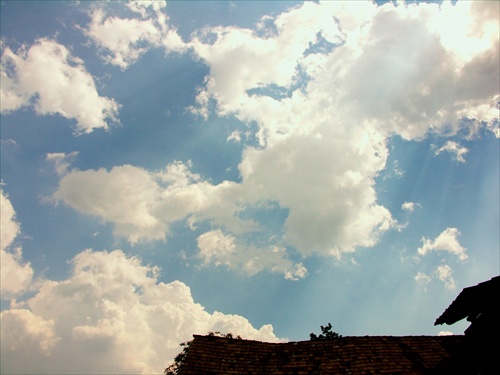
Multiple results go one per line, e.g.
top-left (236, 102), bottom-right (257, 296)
top-left (191, 334), bottom-right (465, 345)
top-left (434, 275), bottom-right (500, 326)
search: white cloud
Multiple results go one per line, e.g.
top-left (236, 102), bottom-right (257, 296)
top-left (402, 202), bottom-right (421, 212)
top-left (332, 2), bottom-right (499, 140)
top-left (438, 331), bottom-right (454, 336)
top-left (52, 163), bottom-right (168, 243)
top-left (227, 130), bottom-right (242, 143)
top-left (1, 247), bottom-right (34, 297)
top-left (435, 264), bottom-right (456, 290)
top-left (1, 190), bottom-right (282, 372)
top-left (0, 39), bottom-right (120, 133)
top-left (46, 152), bottom-right (79, 176)
top-left (415, 265), bottom-right (458, 291)
top-left (414, 272), bottom-right (432, 286)
top-left (47, 0), bottom-right (498, 274)
top-left (184, 1), bottom-right (497, 260)
top-left (197, 229), bottom-right (236, 266)
top-left (190, 1), bottom-right (498, 141)
top-left (126, 0), bottom-right (166, 17)
top-left (0, 309), bottom-right (60, 369)
top-left (0, 249), bottom-right (282, 374)
top-left (1, 189), bottom-right (20, 251)
top-left (51, 147), bottom-right (394, 267)
top-left (0, 190), bottom-right (33, 297)
top-left (50, 160), bottom-right (253, 245)
top-left (238, 132), bottom-right (396, 257)
top-left (434, 141), bottom-right (469, 163)
top-left (417, 228), bottom-right (468, 262)
top-left (197, 229), bottom-right (307, 280)
top-left (50, 155), bottom-right (308, 279)
top-left (85, 1), bottom-right (186, 69)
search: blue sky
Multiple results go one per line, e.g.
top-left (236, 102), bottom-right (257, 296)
top-left (1, 1), bottom-right (498, 373)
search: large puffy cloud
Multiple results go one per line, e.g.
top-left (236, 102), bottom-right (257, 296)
top-left (50, 1), bottom-right (499, 274)
top-left (50, 157), bottom-right (305, 278)
top-left (50, 159), bottom-right (250, 244)
top-left (0, 190), bottom-right (33, 297)
top-left (50, 147), bottom-right (392, 273)
top-left (185, 1), bottom-right (497, 262)
top-left (189, 1), bottom-right (343, 122)
top-left (238, 128), bottom-right (395, 258)
top-left (328, 1), bottom-right (499, 140)
top-left (190, 1), bottom-right (499, 141)
top-left (1, 188), bottom-right (281, 373)
top-left (0, 39), bottom-right (119, 133)
top-left (0, 309), bottom-right (60, 370)
top-left (1, 249), bottom-right (282, 374)
top-left (85, 0), bottom-right (186, 69)
top-left (52, 163), bottom-right (169, 243)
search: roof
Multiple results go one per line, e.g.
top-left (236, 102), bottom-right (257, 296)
top-left (178, 334), bottom-right (466, 375)
top-left (434, 275), bottom-right (500, 326)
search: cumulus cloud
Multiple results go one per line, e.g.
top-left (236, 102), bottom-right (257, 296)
top-left (435, 264), bottom-right (456, 290)
top-left (340, 0), bottom-right (499, 139)
top-left (402, 202), bottom-right (421, 212)
top-left (197, 229), bottom-right (236, 266)
top-left (0, 190), bottom-right (33, 297)
top-left (50, 158), bottom-right (306, 278)
top-left (1, 189), bottom-right (20, 250)
top-left (1, 247), bottom-right (34, 297)
top-left (197, 229), bottom-right (307, 280)
top-left (417, 228), bottom-right (468, 262)
top-left (414, 265), bottom-right (457, 290)
top-left (434, 141), bottom-right (469, 163)
top-left (185, 1), bottom-right (497, 259)
top-left (85, 0), bottom-right (186, 69)
top-left (1, 191), bottom-right (281, 373)
top-left (50, 145), bottom-right (394, 272)
top-left (0, 39), bottom-right (119, 133)
top-left (0, 249), bottom-right (282, 374)
top-left (0, 310), bottom-right (60, 360)
top-left (50, 159), bottom-right (251, 244)
top-left (49, 1), bottom-right (499, 274)
top-left (238, 132), bottom-right (396, 257)
top-left (190, 1), bottom-right (499, 140)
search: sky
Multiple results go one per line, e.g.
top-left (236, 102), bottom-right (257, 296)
top-left (0, 0), bottom-right (499, 373)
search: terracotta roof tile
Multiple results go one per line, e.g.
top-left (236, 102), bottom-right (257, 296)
top-left (178, 335), bottom-right (466, 375)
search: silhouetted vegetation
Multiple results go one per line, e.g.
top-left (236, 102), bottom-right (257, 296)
top-left (309, 323), bottom-right (342, 341)
top-left (164, 340), bottom-right (190, 375)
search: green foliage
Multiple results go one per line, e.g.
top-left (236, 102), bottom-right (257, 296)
top-left (309, 323), bottom-right (342, 341)
top-left (164, 332), bottom-right (241, 375)
top-left (207, 331), bottom-right (242, 340)
top-left (164, 340), bottom-right (191, 375)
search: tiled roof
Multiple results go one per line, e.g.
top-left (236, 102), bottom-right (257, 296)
top-left (178, 334), bottom-right (466, 375)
